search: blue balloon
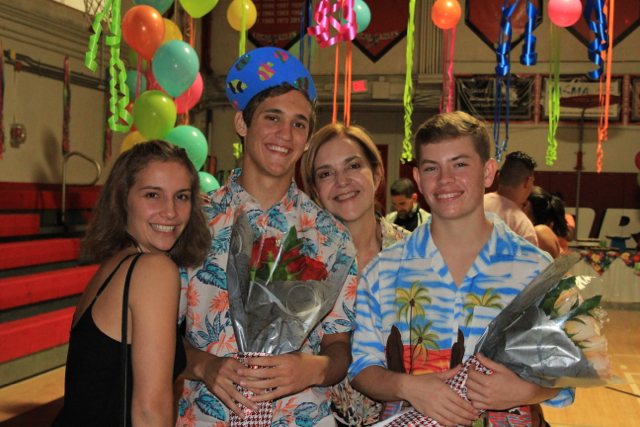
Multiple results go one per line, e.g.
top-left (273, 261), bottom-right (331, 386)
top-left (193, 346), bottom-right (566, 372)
top-left (125, 70), bottom-right (147, 100)
top-left (198, 172), bottom-right (220, 194)
top-left (165, 125), bottom-right (208, 170)
top-left (132, 0), bottom-right (175, 14)
top-left (152, 40), bottom-right (199, 98)
top-left (354, 0), bottom-right (371, 33)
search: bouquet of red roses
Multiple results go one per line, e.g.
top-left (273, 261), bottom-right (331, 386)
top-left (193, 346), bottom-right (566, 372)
top-left (226, 212), bottom-right (351, 355)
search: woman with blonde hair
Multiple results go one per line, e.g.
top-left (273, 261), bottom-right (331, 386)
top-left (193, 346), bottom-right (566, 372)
top-left (301, 123), bottom-right (409, 426)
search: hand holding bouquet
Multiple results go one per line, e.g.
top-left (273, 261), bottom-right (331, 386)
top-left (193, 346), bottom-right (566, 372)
top-left (382, 252), bottom-right (617, 427)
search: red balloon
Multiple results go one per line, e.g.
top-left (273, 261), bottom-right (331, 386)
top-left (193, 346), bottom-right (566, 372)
top-left (175, 73), bottom-right (203, 114)
top-left (122, 6), bottom-right (165, 61)
top-left (431, 0), bottom-right (461, 30)
top-left (548, 0), bottom-right (582, 27)
top-left (635, 151), bottom-right (640, 170)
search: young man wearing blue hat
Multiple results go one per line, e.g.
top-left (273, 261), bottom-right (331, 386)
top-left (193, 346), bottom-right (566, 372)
top-left (177, 47), bottom-right (358, 427)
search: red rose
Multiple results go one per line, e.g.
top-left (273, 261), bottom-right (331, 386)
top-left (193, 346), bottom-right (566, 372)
top-left (285, 252), bottom-right (306, 275)
top-left (260, 237), bottom-right (280, 262)
top-left (632, 254), bottom-right (640, 263)
top-left (299, 258), bottom-right (329, 281)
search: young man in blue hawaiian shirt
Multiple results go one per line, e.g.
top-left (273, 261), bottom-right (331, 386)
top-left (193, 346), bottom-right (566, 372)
top-left (349, 112), bottom-right (574, 427)
top-left (177, 48), bottom-right (358, 427)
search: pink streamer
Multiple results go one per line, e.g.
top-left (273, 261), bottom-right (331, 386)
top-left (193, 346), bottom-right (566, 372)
top-left (447, 26), bottom-right (455, 112)
top-left (307, 0), bottom-right (357, 48)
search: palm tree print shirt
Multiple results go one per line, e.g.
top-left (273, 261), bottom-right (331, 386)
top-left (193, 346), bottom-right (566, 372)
top-left (178, 169), bottom-right (358, 427)
top-left (348, 213), bottom-right (574, 409)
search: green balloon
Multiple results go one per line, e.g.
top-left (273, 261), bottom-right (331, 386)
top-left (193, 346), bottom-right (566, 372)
top-left (198, 172), bottom-right (220, 193)
top-left (133, 90), bottom-right (177, 140)
top-left (165, 125), bottom-right (208, 170)
top-left (179, 0), bottom-right (219, 18)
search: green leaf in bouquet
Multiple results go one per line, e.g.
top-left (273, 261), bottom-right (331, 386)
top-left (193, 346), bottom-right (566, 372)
top-left (255, 265), bottom-right (272, 282)
top-left (271, 265), bottom-right (289, 281)
top-left (570, 295), bottom-right (603, 319)
top-left (281, 226), bottom-right (303, 253)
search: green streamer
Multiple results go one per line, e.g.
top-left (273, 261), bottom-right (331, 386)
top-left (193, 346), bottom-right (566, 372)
top-left (239, 0), bottom-right (247, 58)
top-left (401, 0), bottom-right (416, 164)
top-left (233, 141), bottom-right (243, 159)
top-left (547, 24), bottom-right (560, 166)
top-left (85, 0), bottom-right (132, 133)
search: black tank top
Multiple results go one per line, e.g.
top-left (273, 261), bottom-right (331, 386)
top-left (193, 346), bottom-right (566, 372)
top-left (52, 254), bottom-right (186, 427)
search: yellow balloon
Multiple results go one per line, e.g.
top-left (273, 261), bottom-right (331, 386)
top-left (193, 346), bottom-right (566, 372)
top-left (162, 18), bottom-right (183, 44)
top-left (120, 131), bottom-right (147, 154)
top-left (227, 0), bottom-right (257, 31)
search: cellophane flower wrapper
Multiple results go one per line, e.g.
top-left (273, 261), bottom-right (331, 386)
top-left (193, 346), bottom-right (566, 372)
top-left (474, 251), bottom-right (618, 388)
top-left (226, 212), bottom-right (351, 355)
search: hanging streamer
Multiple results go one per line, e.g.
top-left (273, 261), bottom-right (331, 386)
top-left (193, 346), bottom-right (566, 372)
top-left (547, 24), bottom-right (561, 165)
top-left (0, 40), bottom-right (4, 160)
top-left (519, 0), bottom-right (538, 66)
top-left (400, 0), bottom-right (416, 163)
top-left (239, 0), bottom-right (247, 58)
top-left (85, 0), bottom-right (132, 132)
top-left (596, 0), bottom-right (614, 173)
top-left (344, 40), bottom-right (353, 126)
top-left (307, 0), bottom-right (357, 48)
top-left (62, 56), bottom-right (70, 155)
top-left (439, 27), bottom-right (456, 114)
top-left (493, 0), bottom-right (519, 162)
top-left (103, 127), bottom-right (112, 165)
top-left (584, 0), bottom-right (608, 79)
top-left (299, 0), bottom-right (313, 70)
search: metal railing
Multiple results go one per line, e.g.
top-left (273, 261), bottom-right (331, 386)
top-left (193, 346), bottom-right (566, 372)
top-left (61, 151), bottom-right (102, 224)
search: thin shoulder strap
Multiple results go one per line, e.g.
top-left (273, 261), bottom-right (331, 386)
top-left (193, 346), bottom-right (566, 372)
top-left (94, 253), bottom-right (138, 299)
top-left (121, 253), bottom-right (144, 427)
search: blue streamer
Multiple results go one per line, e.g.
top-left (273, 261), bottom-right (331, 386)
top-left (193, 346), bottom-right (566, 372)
top-left (519, 1), bottom-right (537, 66)
top-left (584, 0), bottom-right (608, 79)
top-left (299, 0), bottom-right (313, 71)
top-left (494, 0), bottom-right (519, 161)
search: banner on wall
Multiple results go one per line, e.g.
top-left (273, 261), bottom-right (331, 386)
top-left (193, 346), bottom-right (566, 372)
top-left (352, 0), bottom-right (408, 62)
top-left (248, 0), bottom-right (303, 50)
top-left (541, 75), bottom-right (623, 123)
top-left (465, 0), bottom-right (543, 51)
top-left (567, 1), bottom-right (640, 48)
top-left (456, 74), bottom-right (536, 123)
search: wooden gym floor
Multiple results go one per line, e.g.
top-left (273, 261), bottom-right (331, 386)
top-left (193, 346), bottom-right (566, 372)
top-left (0, 309), bottom-right (638, 426)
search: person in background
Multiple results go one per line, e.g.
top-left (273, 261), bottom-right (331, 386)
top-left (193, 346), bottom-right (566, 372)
top-left (484, 151), bottom-right (538, 246)
top-left (178, 48), bottom-right (358, 427)
top-left (348, 112), bottom-right (573, 427)
top-left (52, 141), bottom-right (210, 427)
top-left (301, 123), bottom-right (409, 426)
top-left (550, 191), bottom-right (575, 251)
top-left (524, 187), bottom-right (570, 259)
top-left (385, 178), bottom-right (431, 232)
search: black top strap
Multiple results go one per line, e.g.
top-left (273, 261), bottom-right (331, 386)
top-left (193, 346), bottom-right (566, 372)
top-left (120, 253), bottom-right (144, 427)
top-left (94, 253), bottom-right (139, 300)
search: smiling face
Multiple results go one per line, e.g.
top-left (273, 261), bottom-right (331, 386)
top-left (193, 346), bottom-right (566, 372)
top-left (313, 135), bottom-right (380, 224)
top-left (236, 89), bottom-right (312, 182)
top-left (413, 136), bottom-right (496, 223)
top-left (125, 160), bottom-right (192, 253)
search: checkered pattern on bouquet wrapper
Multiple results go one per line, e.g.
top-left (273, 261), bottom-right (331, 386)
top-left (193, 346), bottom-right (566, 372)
top-left (229, 352), bottom-right (275, 427)
top-left (387, 356), bottom-right (493, 427)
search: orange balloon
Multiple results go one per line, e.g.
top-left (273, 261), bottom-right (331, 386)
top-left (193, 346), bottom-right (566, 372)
top-left (431, 0), bottom-right (461, 30)
top-left (122, 5), bottom-right (165, 61)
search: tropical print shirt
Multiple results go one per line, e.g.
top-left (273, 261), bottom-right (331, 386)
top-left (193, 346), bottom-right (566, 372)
top-left (348, 213), bottom-right (574, 410)
top-left (330, 216), bottom-right (409, 427)
top-left (178, 169), bottom-right (358, 427)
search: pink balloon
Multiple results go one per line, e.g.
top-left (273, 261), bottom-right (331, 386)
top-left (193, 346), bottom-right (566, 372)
top-left (548, 0), bottom-right (582, 28)
top-left (175, 73), bottom-right (203, 114)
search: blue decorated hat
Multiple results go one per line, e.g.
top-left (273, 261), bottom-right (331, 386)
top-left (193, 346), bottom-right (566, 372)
top-left (225, 47), bottom-right (317, 111)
